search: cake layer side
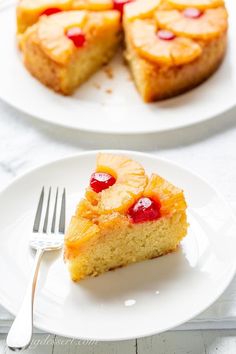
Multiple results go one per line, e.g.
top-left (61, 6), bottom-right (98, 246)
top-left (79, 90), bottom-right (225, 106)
top-left (124, 25), bottom-right (227, 102)
top-left (65, 211), bottom-right (188, 281)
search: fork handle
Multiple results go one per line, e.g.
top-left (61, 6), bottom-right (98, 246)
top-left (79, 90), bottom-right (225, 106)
top-left (7, 248), bottom-right (44, 351)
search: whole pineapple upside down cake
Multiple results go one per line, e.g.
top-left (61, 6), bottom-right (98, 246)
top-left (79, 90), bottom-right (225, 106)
top-left (17, 0), bottom-right (228, 102)
top-left (64, 153), bottom-right (188, 281)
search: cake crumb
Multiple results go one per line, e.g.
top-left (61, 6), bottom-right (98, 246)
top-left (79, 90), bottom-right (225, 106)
top-left (105, 88), bottom-right (113, 94)
top-left (104, 66), bottom-right (114, 79)
top-left (93, 82), bottom-right (101, 89)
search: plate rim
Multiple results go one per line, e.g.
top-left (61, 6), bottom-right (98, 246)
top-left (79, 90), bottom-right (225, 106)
top-left (1, 95), bottom-right (236, 136)
top-left (1, 150), bottom-right (236, 341)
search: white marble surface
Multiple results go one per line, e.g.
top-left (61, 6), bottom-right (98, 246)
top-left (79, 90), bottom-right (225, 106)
top-left (1, 99), bottom-right (236, 352)
top-left (1, 331), bottom-right (236, 354)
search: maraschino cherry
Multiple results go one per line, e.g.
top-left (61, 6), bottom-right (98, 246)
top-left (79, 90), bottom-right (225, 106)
top-left (183, 8), bottom-right (203, 19)
top-left (41, 8), bottom-right (62, 16)
top-left (157, 30), bottom-right (176, 41)
top-left (128, 197), bottom-right (161, 223)
top-left (90, 172), bottom-right (116, 193)
top-left (66, 27), bottom-right (86, 48)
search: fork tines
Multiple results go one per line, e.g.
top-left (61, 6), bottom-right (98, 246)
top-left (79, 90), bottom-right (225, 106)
top-left (33, 187), bottom-right (66, 234)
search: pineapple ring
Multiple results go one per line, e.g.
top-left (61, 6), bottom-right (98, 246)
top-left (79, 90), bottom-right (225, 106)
top-left (64, 216), bottom-right (99, 248)
top-left (17, 0), bottom-right (73, 33)
top-left (144, 174), bottom-right (187, 216)
top-left (124, 0), bottom-right (161, 22)
top-left (94, 153), bottom-right (147, 213)
top-left (17, 0), bottom-right (112, 34)
top-left (37, 10), bottom-right (88, 65)
top-left (155, 7), bottom-right (228, 40)
top-left (166, 0), bottom-right (224, 10)
top-left (72, 0), bottom-right (113, 11)
top-left (130, 19), bottom-right (202, 66)
top-left (18, 0), bottom-right (72, 13)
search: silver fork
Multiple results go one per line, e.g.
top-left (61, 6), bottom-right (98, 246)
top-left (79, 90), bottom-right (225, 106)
top-left (7, 187), bottom-right (66, 351)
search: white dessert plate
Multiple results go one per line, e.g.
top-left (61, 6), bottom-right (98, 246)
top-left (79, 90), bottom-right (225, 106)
top-left (0, 151), bottom-right (236, 341)
top-left (0, 2), bottom-right (235, 134)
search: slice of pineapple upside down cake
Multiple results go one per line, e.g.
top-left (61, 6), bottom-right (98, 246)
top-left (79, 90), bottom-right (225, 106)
top-left (64, 153), bottom-right (188, 281)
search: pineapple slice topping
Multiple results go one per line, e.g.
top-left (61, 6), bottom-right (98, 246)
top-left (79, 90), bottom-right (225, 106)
top-left (93, 153), bottom-right (147, 213)
top-left (64, 216), bottom-right (99, 248)
top-left (166, 0), bottom-right (224, 10)
top-left (130, 19), bottom-right (202, 66)
top-left (38, 10), bottom-right (88, 64)
top-left (155, 7), bottom-right (228, 40)
top-left (124, 0), bottom-right (161, 22)
top-left (18, 0), bottom-right (72, 11)
top-left (72, 0), bottom-right (113, 10)
top-left (144, 174), bottom-right (187, 216)
top-left (17, 0), bottom-right (73, 33)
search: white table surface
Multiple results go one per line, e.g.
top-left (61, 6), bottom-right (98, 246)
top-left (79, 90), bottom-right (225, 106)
top-left (1, 99), bottom-right (236, 353)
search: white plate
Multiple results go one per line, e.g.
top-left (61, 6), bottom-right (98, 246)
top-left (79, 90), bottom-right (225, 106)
top-left (0, 2), bottom-right (236, 134)
top-left (0, 151), bottom-right (236, 341)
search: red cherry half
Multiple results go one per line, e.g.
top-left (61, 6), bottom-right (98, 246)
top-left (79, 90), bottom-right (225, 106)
top-left (157, 30), bottom-right (176, 41)
top-left (183, 8), bottom-right (203, 19)
top-left (41, 8), bottom-right (62, 16)
top-left (90, 172), bottom-right (116, 193)
top-left (113, 0), bottom-right (133, 14)
top-left (66, 27), bottom-right (86, 48)
top-left (128, 197), bottom-right (161, 224)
